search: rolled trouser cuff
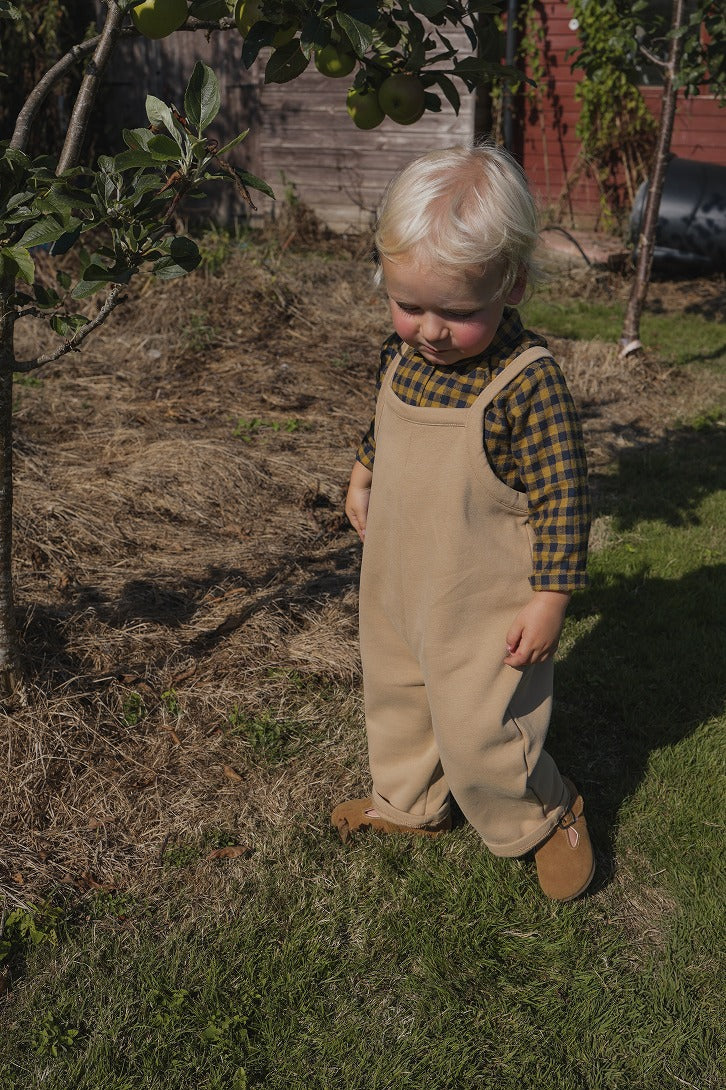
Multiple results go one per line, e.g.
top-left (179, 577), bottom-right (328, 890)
top-left (371, 788), bottom-right (451, 831)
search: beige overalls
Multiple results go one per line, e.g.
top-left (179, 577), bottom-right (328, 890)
top-left (359, 345), bottom-right (570, 857)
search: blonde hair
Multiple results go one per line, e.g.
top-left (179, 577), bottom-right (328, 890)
top-left (374, 142), bottom-right (540, 298)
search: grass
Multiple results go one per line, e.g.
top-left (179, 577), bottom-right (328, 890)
top-left (522, 290), bottom-right (726, 367)
top-left (2, 254), bottom-right (724, 1088)
top-left (1, 418), bottom-right (724, 1089)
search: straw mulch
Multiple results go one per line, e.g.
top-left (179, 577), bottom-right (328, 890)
top-left (1, 235), bottom-right (722, 904)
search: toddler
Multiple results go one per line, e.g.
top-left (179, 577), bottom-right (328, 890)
top-left (332, 144), bottom-right (594, 901)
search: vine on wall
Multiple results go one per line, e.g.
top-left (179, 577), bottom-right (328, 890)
top-left (492, 0), bottom-right (658, 229)
top-left (567, 0), bottom-right (657, 227)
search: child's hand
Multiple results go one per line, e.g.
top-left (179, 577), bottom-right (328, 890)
top-left (345, 460), bottom-right (373, 542)
top-left (504, 591), bottom-right (571, 668)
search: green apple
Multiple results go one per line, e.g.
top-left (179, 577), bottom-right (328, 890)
top-left (314, 44), bottom-right (356, 78)
top-left (395, 105), bottom-right (425, 125)
top-left (131, 0), bottom-right (188, 39)
top-left (377, 73), bottom-right (425, 124)
top-left (234, 0), bottom-right (295, 45)
top-left (346, 88), bottom-right (385, 130)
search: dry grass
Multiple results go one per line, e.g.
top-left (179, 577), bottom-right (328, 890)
top-left (1, 238), bottom-right (723, 905)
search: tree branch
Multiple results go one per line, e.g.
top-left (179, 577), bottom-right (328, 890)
top-left (56, 2), bottom-right (127, 175)
top-left (638, 43), bottom-right (668, 69)
top-left (620, 0), bottom-right (685, 351)
top-left (10, 36), bottom-right (101, 153)
top-left (13, 286), bottom-right (126, 372)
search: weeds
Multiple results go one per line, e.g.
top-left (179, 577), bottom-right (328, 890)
top-left (0, 903), bottom-right (61, 970)
top-left (121, 692), bottom-right (145, 726)
top-left (225, 705), bottom-right (298, 761)
top-left (32, 1011), bottom-right (81, 1057)
top-left (161, 688), bottom-right (181, 717)
top-left (232, 416), bottom-right (303, 441)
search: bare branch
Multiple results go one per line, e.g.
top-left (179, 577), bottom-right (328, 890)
top-left (56, 2), bottom-right (127, 175)
top-left (184, 18), bottom-right (236, 31)
top-left (638, 43), bottom-right (668, 69)
top-left (13, 286), bottom-right (126, 373)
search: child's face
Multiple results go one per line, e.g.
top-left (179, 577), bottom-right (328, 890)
top-left (381, 255), bottom-right (524, 366)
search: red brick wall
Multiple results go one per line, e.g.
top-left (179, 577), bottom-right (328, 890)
top-left (518, 1), bottom-right (726, 228)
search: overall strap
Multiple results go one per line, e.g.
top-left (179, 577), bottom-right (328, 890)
top-left (477, 347), bottom-right (554, 410)
top-left (380, 340), bottom-right (417, 393)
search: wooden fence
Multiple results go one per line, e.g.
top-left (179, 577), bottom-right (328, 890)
top-left (99, 14), bottom-right (476, 232)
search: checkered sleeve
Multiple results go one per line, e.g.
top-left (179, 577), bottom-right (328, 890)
top-left (505, 361), bottom-right (591, 591)
top-left (355, 334), bottom-right (400, 470)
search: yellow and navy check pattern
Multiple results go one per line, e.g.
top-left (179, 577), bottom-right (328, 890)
top-left (356, 309), bottom-right (591, 591)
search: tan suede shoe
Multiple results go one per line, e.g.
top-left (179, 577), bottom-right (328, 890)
top-left (534, 778), bottom-right (595, 901)
top-left (331, 797), bottom-right (452, 844)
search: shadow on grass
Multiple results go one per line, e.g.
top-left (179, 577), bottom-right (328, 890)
top-left (19, 539), bottom-right (361, 686)
top-left (590, 420), bottom-right (726, 530)
top-left (15, 424), bottom-right (724, 899)
top-left (549, 422), bottom-right (726, 886)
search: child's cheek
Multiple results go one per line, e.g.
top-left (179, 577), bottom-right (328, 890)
top-left (458, 318), bottom-right (495, 355)
top-left (393, 312), bottom-right (416, 342)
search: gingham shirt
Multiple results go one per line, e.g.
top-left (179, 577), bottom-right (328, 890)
top-left (356, 309), bottom-right (590, 591)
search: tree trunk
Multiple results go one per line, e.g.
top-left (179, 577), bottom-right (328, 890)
top-left (56, 1), bottom-right (126, 174)
top-left (620, 0), bottom-right (685, 353)
top-left (0, 280), bottom-right (19, 693)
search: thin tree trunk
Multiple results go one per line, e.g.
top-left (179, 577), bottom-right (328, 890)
top-left (0, 280), bottom-right (19, 693)
top-left (620, 0), bottom-right (685, 352)
top-left (56, 0), bottom-right (126, 174)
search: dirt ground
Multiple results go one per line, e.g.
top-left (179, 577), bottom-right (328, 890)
top-left (2, 233), bottom-right (725, 905)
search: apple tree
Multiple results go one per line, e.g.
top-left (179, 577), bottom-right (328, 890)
top-left (0, 0), bottom-right (512, 691)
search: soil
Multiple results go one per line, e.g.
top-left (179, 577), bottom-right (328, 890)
top-left (2, 234), bottom-right (725, 903)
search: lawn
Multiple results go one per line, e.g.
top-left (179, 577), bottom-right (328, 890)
top-left (1, 237), bottom-right (724, 1089)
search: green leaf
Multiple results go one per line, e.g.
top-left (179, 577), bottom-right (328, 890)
top-left (234, 168), bottom-right (275, 200)
top-left (17, 216), bottom-right (69, 249)
top-left (56, 270), bottom-right (72, 291)
top-left (145, 95), bottom-right (179, 139)
top-left (264, 41), bottom-right (309, 84)
top-left (147, 134), bottom-right (183, 161)
top-left (300, 14), bottom-right (330, 55)
top-left (153, 236), bottom-right (201, 279)
top-left (432, 72), bottom-right (460, 113)
top-left (335, 12), bottom-right (373, 55)
top-left (122, 127), bottom-right (156, 153)
top-left (5, 190), bottom-right (34, 211)
top-left (241, 23), bottom-right (273, 68)
top-left (50, 313), bottom-right (89, 337)
top-left (408, 0), bottom-right (447, 17)
top-left (114, 149), bottom-right (158, 172)
top-left (80, 263), bottom-right (118, 283)
top-left (215, 130), bottom-right (250, 158)
top-left (184, 62), bottom-right (221, 133)
top-left (33, 283), bottom-right (61, 309)
top-left (70, 278), bottom-right (106, 299)
top-left (1, 245), bottom-right (34, 283)
top-left (49, 227), bottom-right (82, 256)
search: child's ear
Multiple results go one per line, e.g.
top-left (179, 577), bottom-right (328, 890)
top-left (505, 269), bottom-right (527, 306)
